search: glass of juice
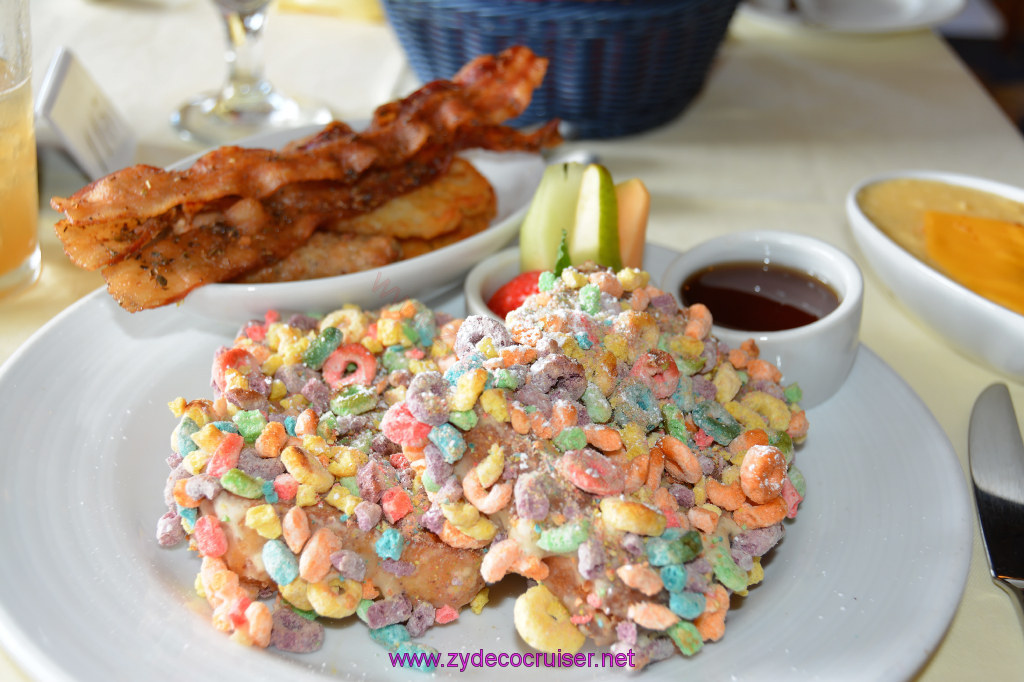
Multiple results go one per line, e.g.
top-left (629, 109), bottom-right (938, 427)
top-left (0, 0), bottom-right (40, 297)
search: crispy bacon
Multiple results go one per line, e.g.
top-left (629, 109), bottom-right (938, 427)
top-left (101, 150), bottom-right (456, 311)
top-left (51, 46), bottom-right (561, 291)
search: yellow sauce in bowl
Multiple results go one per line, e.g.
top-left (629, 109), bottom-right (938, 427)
top-left (856, 178), bottom-right (1024, 316)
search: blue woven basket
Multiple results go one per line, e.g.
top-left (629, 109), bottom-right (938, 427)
top-left (381, 0), bottom-right (740, 139)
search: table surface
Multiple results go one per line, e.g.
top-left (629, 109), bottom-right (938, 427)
top-left (3, 0), bottom-right (1023, 679)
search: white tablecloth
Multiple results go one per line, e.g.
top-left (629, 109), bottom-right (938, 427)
top-left (3, 1), bottom-right (1023, 679)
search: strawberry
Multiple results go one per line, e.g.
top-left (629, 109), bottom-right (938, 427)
top-left (487, 270), bottom-right (542, 319)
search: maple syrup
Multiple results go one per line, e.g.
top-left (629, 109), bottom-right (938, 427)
top-left (680, 261), bottom-right (839, 332)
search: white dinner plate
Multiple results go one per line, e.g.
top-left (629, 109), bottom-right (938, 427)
top-left (173, 126), bottom-right (545, 326)
top-left (740, 0), bottom-right (965, 34)
top-left (846, 169), bottom-right (1024, 380)
top-left (0, 248), bottom-right (971, 681)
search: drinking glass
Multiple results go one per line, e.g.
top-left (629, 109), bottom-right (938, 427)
top-left (171, 0), bottom-right (333, 145)
top-left (0, 0), bottom-right (41, 297)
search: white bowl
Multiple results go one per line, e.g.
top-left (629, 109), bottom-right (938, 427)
top-left (167, 126), bottom-right (544, 325)
top-left (463, 243), bottom-right (677, 321)
top-left (846, 170), bottom-right (1024, 380)
top-left (660, 231), bottom-right (864, 409)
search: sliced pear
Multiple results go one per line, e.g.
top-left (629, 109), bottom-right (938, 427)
top-left (519, 162), bottom-right (587, 272)
top-left (615, 178), bottom-right (650, 269)
top-left (569, 163), bottom-right (621, 270)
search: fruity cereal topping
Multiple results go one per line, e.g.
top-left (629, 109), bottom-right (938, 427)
top-left (157, 262), bottom-right (808, 670)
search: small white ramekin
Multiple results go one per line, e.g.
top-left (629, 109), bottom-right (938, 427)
top-left (660, 231), bottom-right (864, 408)
top-left (463, 247), bottom-right (521, 322)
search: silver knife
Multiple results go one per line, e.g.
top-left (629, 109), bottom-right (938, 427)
top-left (969, 383), bottom-right (1024, 628)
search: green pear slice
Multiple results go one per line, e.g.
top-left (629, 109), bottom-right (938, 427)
top-left (519, 162), bottom-right (587, 272)
top-left (615, 178), bottom-right (650, 269)
top-left (569, 163), bottom-right (622, 270)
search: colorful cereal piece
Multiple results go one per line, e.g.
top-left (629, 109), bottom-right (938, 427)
top-left (280, 445), bottom-right (333, 493)
top-left (375, 527), bottom-right (405, 561)
top-left (669, 590), bottom-right (706, 620)
top-left (741, 391), bottom-right (791, 431)
top-left (558, 448), bottom-right (624, 496)
top-left (667, 620), bottom-right (704, 656)
top-left (694, 584), bottom-right (730, 642)
top-left (733, 496), bottom-right (789, 529)
top-left (174, 417), bottom-right (200, 456)
top-left (691, 400), bottom-right (742, 445)
top-left (244, 601), bottom-right (273, 648)
top-left (212, 348), bottom-right (259, 392)
top-left (610, 378), bottom-right (662, 432)
top-left (381, 487), bottom-right (414, 523)
top-left (706, 538), bottom-right (748, 593)
top-left (435, 604), bottom-right (459, 624)
top-left (462, 469), bottom-right (513, 515)
top-left (599, 498), bottom-right (666, 536)
top-left (380, 403), bottom-right (431, 447)
top-left (627, 602), bottom-right (679, 631)
top-left (244, 504), bottom-right (282, 540)
top-left (450, 368), bottom-right (487, 411)
top-left (581, 383), bottom-right (612, 423)
top-left (262, 539), bottom-right (300, 586)
top-left (646, 530), bottom-right (702, 566)
top-left (331, 549), bottom-right (367, 582)
top-left (447, 409), bottom-right (478, 431)
top-left (280, 503), bottom-right (307, 552)
top-left (369, 623), bottom-right (411, 649)
top-left (578, 283), bottom-right (601, 314)
top-left (788, 464), bottom-right (807, 498)
top-left (659, 435), bottom-right (703, 485)
top-left (270, 607), bottom-right (325, 653)
top-left (660, 564), bottom-right (688, 593)
top-left (220, 468), bottom-right (264, 499)
top-left (405, 602), bottom-right (436, 638)
top-left (740, 444), bottom-right (788, 504)
top-left (616, 564), bottom-right (664, 596)
top-left (299, 528), bottom-right (343, 583)
top-left (254, 420), bottom-right (288, 458)
top-left (193, 516), bottom-right (228, 557)
top-left (274, 473), bottom-right (299, 502)
top-left (705, 477), bottom-right (745, 511)
top-left (553, 426), bottom-right (587, 452)
top-left (232, 410), bottom-right (267, 444)
top-left (474, 444), bottom-right (505, 488)
top-left (307, 577), bottom-right (361, 619)
top-left (513, 585), bottom-right (585, 653)
top-left (303, 326), bottom-right (342, 370)
top-left (172, 479), bottom-right (201, 509)
top-left (439, 520), bottom-right (493, 548)
top-left (330, 385), bottom-right (377, 416)
top-left (428, 423), bottom-right (466, 464)
top-left (322, 343), bottom-right (377, 389)
top-left (631, 349), bottom-right (681, 399)
top-left (537, 520), bottom-right (590, 554)
top-left (206, 432), bottom-right (244, 477)
top-left (470, 588), bottom-right (490, 614)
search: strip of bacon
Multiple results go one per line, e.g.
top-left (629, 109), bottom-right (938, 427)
top-left (52, 46), bottom-right (559, 273)
top-left (101, 149), bottom-right (454, 311)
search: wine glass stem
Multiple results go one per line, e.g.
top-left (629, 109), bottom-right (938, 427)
top-left (218, 4), bottom-right (271, 101)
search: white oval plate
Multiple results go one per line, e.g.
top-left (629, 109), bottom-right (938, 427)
top-left (740, 0), bottom-right (965, 33)
top-left (173, 126), bottom-right (545, 325)
top-left (0, 248), bottom-right (971, 682)
top-left (846, 169), bottom-right (1024, 380)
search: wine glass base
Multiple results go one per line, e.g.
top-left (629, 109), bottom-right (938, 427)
top-left (0, 244), bottom-right (40, 300)
top-left (171, 89), bottom-right (334, 146)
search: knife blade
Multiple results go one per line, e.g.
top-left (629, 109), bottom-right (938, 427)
top-left (969, 383), bottom-right (1024, 627)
